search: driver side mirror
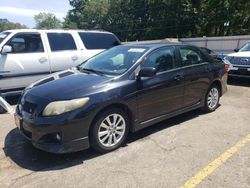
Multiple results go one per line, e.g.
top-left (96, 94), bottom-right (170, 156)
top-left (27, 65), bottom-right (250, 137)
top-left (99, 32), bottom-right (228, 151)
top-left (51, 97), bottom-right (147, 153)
top-left (138, 67), bottom-right (156, 78)
top-left (234, 48), bottom-right (239, 52)
top-left (1, 45), bottom-right (12, 55)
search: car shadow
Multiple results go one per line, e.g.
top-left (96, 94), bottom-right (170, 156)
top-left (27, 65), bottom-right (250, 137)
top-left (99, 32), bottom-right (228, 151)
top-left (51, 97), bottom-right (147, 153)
top-left (227, 77), bottom-right (250, 87)
top-left (4, 109), bottom-right (207, 172)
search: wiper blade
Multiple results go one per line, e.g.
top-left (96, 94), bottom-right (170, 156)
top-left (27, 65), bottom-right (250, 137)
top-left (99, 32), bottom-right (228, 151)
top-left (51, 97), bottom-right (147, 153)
top-left (80, 68), bottom-right (104, 76)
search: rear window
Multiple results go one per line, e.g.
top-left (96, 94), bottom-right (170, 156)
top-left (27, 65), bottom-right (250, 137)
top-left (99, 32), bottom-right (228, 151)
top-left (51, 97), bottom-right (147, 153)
top-left (78, 32), bottom-right (120, 50)
top-left (47, 33), bottom-right (77, 52)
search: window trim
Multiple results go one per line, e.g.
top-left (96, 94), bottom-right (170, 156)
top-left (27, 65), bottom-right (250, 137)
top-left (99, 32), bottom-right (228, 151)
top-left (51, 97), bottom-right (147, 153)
top-left (46, 32), bottom-right (78, 52)
top-left (4, 32), bottom-right (45, 54)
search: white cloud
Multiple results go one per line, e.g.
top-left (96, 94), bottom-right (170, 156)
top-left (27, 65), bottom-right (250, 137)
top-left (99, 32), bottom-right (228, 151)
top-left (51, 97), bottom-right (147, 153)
top-left (0, 6), bottom-right (66, 20)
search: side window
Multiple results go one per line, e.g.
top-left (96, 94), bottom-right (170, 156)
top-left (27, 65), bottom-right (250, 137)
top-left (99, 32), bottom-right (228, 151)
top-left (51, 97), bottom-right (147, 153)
top-left (47, 33), bottom-right (77, 52)
top-left (179, 47), bottom-right (204, 66)
top-left (142, 48), bottom-right (176, 73)
top-left (6, 33), bottom-right (44, 53)
top-left (78, 32), bottom-right (120, 49)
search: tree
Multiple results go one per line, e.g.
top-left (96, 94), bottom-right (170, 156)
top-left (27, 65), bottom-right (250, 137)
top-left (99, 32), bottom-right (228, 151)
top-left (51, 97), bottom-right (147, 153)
top-left (0, 18), bottom-right (27, 32)
top-left (64, 0), bottom-right (250, 41)
top-left (34, 12), bottom-right (62, 29)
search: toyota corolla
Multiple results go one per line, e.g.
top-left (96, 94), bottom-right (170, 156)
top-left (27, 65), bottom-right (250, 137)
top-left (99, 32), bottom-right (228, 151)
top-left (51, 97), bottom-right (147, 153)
top-left (15, 43), bottom-right (227, 153)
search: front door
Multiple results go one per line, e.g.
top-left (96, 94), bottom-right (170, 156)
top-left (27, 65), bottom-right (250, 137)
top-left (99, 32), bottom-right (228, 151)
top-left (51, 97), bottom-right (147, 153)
top-left (137, 47), bottom-right (185, 123)
top-left (0, 32), bottom-right (50, 91)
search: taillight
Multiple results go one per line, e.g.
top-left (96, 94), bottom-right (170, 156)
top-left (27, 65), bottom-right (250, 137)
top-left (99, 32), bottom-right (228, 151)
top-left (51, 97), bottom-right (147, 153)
top-left (224, 64), bottom-right (229, 72)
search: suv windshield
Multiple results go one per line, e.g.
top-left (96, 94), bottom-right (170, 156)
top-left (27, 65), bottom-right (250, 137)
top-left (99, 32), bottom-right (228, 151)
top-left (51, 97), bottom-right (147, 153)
top-left (239, 42), bottom-right (250, 52)
top-left (79, 46), bottom-right (148, 76)
top-left (0, 32), bottom-right (10, 44)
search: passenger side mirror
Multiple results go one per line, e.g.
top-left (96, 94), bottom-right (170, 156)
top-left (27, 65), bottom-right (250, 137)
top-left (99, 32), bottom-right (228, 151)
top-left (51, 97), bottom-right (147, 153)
top-left (138, 67), bottom-right (156, 78)
top-left (1, 45), bottom-right (12, 55)
top-left (234, 48), bottom-right (239, 52)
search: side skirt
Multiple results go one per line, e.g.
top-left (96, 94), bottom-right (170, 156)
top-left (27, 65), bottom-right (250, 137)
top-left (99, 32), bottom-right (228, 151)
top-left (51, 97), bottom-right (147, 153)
top-left (132, 102), bottom-right (203, 132)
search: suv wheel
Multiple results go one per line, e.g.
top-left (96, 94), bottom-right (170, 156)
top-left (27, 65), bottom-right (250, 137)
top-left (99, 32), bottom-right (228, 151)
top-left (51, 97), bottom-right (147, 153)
top-left (90, 108), bottom-right (129, 153)
top-left (202, 85), bottom-right (220, 112)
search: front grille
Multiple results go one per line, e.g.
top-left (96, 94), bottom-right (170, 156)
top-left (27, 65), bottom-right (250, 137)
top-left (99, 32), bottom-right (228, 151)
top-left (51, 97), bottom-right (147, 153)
top-left (23, 101), bottom-right (37, 114)
top-left (230, 57), bottom-right (250, 66)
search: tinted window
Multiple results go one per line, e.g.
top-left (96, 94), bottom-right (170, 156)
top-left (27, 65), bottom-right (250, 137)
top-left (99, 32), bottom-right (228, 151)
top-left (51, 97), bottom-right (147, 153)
top-left (179, 47), bottom-right (204, 66)
top-left (78, 32), bottom-right (120, 49)
top-left (6, 33), bottom-right (44, 53)
top-left (47, 33), bottom-right (77, 51)
top-left (142, 47), bottom-right (176, 73)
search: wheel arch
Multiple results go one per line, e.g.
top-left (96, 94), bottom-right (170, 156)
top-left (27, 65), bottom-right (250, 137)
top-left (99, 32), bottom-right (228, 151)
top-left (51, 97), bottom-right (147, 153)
top-left (89, 103), bottom-right (135, 136)
top-left (210, 79), bottom-right (222, 96)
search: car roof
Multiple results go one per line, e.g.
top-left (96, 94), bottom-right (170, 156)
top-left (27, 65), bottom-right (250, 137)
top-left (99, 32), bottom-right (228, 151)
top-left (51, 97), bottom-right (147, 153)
top-left (121, 42), bottom-right (190, 49)
top-left (3, 29), bottom-right (114, 34)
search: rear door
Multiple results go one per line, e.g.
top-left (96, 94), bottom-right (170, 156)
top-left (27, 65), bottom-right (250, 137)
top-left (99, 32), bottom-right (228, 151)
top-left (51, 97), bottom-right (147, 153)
top-left (0, 32), bottom-right (50, 90)
top-left (177, 46), bottom-right (212, 107)
top-left (45, 32), bottom-right (82, 72)
top-left (137, 47), bottom-right (185, 123)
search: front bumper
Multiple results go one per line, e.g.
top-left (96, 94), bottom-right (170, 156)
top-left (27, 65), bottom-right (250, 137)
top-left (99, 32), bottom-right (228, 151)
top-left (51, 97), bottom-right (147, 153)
top-left (14, 111), bottom-right (91, 154)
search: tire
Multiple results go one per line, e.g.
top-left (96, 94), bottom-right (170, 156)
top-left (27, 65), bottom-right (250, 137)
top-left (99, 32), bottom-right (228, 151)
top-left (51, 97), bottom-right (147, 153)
top-left (202, 84), bottom-right (220, 112)
top-left (89, 108), bottom-right (129, 153)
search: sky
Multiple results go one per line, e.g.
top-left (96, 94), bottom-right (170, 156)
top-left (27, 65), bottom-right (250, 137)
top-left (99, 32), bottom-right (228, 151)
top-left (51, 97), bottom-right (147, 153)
top-left (0, 0), bottom-right (72, 28)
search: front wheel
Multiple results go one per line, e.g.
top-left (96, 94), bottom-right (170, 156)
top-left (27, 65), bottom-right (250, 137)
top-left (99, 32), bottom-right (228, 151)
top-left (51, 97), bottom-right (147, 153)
top-left (202, 85), bottom-right (220, 112)
top-left (90, 108), bottom-right (129, 153)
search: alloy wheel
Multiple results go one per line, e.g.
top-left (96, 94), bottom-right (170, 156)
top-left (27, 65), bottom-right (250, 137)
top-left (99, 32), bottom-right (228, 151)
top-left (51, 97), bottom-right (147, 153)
top-left (207, 87), bottom-right (219, 110)
top-left (98, 113), bottom-right (126, 147)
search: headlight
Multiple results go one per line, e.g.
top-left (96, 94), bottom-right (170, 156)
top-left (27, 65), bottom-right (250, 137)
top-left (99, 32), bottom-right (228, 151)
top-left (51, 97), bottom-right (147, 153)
top-left (42, 97), bottom-right (89, 116)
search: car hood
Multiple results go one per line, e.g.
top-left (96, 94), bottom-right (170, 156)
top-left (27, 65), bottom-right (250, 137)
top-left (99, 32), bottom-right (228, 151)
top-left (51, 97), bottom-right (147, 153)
top-left (227, 51), bottom-right (250, 57)
top-left (27, 69), bottom-right (114, 100)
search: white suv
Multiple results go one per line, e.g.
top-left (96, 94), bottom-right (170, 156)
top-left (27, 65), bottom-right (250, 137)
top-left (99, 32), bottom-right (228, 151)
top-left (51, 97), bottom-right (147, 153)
top-left (0, 29), bottom-right (120, 93)
top-left (224, 41), bottom-right (250, 78)
top-left (0, 29), bottom-right (120, 112)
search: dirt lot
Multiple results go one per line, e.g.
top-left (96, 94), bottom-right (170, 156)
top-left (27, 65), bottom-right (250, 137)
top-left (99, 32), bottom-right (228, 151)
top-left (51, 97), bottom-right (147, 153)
top-left (0, 79), bottom-right (250, 188)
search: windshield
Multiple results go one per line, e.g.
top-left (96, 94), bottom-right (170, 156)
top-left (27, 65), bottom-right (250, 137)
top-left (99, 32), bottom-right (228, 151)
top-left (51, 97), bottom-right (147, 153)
top-left (79, 46), bottom-right (148, 76)
top-left (239, 42), bottom-right (250, 52)
top-left (0, 32), bottom-right (11, 44)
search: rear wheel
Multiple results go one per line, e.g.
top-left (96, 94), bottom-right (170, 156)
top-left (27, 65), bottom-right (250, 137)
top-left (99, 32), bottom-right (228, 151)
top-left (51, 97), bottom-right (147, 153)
top-left (90, 108), bottom-right (129, 153)
top-left (202, 85), bottom-right (220, 112)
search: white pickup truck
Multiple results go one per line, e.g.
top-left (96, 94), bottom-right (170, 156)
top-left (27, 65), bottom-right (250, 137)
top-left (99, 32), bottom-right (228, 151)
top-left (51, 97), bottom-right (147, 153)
top-left (0, 29), bottom-right (120, 112)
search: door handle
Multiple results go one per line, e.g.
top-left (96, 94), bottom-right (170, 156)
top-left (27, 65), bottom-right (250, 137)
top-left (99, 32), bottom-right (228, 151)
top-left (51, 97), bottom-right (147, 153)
top-left (39, 57), bottom-right (48, 63)
top-left (72, 55), bottom-right (79, 61)
top-left (174, 74), bottom-right (184, 81)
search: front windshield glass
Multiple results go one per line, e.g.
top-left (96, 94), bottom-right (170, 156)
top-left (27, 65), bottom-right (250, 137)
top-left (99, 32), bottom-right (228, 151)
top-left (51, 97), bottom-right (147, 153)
top-left (239, 42), bottom-right (250, 52)
top-left (0, 32), bottom-right (10, 44)
top-left (79, 46), bottom-right (148, 76)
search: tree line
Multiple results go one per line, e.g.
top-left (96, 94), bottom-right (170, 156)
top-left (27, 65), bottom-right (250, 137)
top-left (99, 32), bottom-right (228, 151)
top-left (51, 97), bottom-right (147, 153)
top-left (1, 0), bottom-right (250, 41)
top-left (63, 0), bottom-right (250, 41)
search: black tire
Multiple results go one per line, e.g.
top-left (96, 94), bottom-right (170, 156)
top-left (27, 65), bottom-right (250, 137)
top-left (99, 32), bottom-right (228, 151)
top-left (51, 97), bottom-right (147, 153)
top-left (202, 84), bottom-right (220, 112)
top-left (89, 108), bottom-right (129, 153)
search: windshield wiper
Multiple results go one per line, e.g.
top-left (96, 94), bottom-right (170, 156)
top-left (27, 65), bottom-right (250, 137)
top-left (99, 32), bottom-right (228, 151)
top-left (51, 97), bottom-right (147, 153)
top-left (80, 68), bottom-right (105, 76)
